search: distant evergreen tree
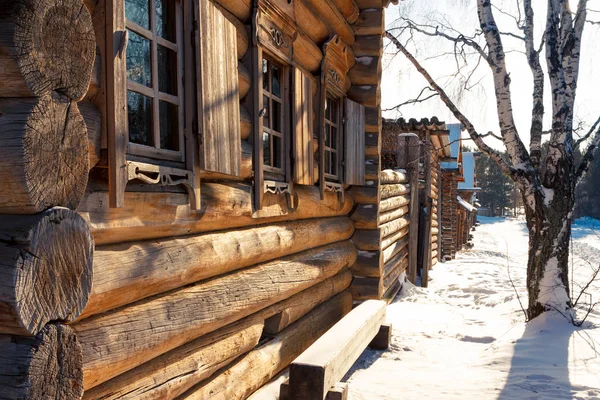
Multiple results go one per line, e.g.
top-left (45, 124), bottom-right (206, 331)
top-left (475, 152), bottom-right (514, 216)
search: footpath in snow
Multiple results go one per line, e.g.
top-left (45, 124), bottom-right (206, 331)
top-left (346, 217), bottom-right (600, 399)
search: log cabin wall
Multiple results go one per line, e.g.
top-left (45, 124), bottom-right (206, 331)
top-left (0, 0), bottom-right (398, 398)
top-left (440, 169), bottom-right (459, 260)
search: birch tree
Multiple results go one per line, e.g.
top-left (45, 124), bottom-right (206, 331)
top-left (386, 0), bottom-right (600, 320)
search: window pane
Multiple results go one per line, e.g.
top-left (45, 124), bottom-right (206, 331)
top-left (126, 30), bottom-right (152, 87)
top-left (263, 96), bottom-right (270, 128)
top-left (128, 91), bottom-right (153, 146)
top-left (331, 152), bottom-right (337, 176)
top-left (159, 101), bottom-right (179, 151)
top-left (330, 98), bottom-right (338, 122)
top-left (158, 45), bottom-right (178, 95)
top-left (324, 124), bottom-right (330, 147)
top-left (331, 127), bottom-right (337, 150)
top-left (156, 0), bottom-right (176, 42)
top-left (273, 135), bottom-right (282, 169)
top-left (272, 65), bottom-right (281, 98)
top-left (325, 97), bottom-right (330, 120)
top-left (125, 0), bottom-right (150, 29)
top-left (262, 59), bottom-right (269, 91)
top-left (325, 151), bottom-right (331, 175)
top-left (272, 101), bottom-right (282, 133)
top-left (263, 132), bottom-right (271, 166)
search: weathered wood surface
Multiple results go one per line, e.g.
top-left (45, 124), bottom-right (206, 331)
top-left (74, 241), bottom-right (357, 390)
top-left (213, 0), bottom-right (251, 22)
top-left (293, 30), bottom-right (323, 73)
top-left (82, 318), bottom-right (264, 400)
top-left (352, 9), bottom-right (384, 36)
top-left (214, 3), bottom-right (249, 59)
top-left (200, 140), bottom-right (252, 181)
top-left (179, 291), bottom-right (353, 400)
top-left (0, 324), bottom-right (83, 399)
top-left (0, 94), bottom-right (89, 214)
top-left (294, 68), bottom-right (314, 185)
top-left (380, 169), bottom-right (408, 184)
top-left (0, 208), bottom-right (93, 336)
top-left (79, 100), bottom-right (102, 170)
top-left (332, 0), bottom-right (359, 23)
top-left (78, 182), bottom-right (354, 246)
top-left (303, 0), bottom-right (354, 44)
top-left (369, 323), bottom-right (392, 350)
top-left (352, 35), bottom-right (382, 57)
top-left (264, 270), bottom-right (352, 334)
top-left (352, 219), bottom-right (409, 251)
top-left (347, 84), bottom-right (379, 107)
top-left (379, 195), bottom-right (410, 213)
top-left (348, 56), bottom-right (380, 85)
top-left (240, 105), bottom-right (251, 139)
top-left (0, 0), bottom-right (96, 99)
top-left (379, 205), bottom-right (409, 226)
top-left (197, 0), bottom-right (241, 176)
top-left (289, 300), bottom-right (386, 400)
top-left (348, 186), bottom-right (379, 204)
top-left (380, 184), bottom-right (410, 199)
top-left (295, 0), bottom-right (330, 45)
top-left (238, 61), bottom-right (251, 99)
top-left (81, 217), bottom-right (354, 319)
top-left (344, 98), bottom-right (366, 185)
top-left (351, 204), bottom-right (409, 230)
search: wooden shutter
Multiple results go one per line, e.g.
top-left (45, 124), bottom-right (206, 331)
top-left (293, 69), bottom-right (314, 185)
top-left (195, 0), bottom-right (241, 176)
top-left (344, 98), bottom-right (365, 185)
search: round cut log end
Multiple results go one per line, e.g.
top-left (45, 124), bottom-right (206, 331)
top-left (24, 93), bottom-right (90, 212)
top-left (8, 324), bottom-right (84, 399)
top-left (15, 208), bottom-right (94, 334)
top-left (13, 0), bottom-right (96, 100)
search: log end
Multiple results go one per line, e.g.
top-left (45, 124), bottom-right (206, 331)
top-left (15, 208), bottom-right (94, 334)
top-left (23, 93), bottom-right (90, 212)
top-left (0, 324), bottom-right (83, 399)
top-left (13, 0), bottom-right (96, 100)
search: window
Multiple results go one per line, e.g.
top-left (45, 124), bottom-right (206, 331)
top-left (125, 0), bottom-right (184, 162)
top-left (323, 95), bottom-right (341, 181)
top-left (262, 57), bottom-right (286, 177)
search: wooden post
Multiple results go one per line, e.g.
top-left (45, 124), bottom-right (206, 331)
top-left (368, 323), bottom-right (392, 350)
top-left (398, 134), bottom-right (420, 284)
top-left (421, 131), bottom-right (433, 287)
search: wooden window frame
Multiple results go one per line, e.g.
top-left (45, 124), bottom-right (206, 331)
top-left (125, 0), bottom-right (185, 163)
top-left (106, 0), bottom-right (200, 209)
top-left (323, 93), bottom-right (343, 182)
top-left (261, 55), bottom-right (289, 179)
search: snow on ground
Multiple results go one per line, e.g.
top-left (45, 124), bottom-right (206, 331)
top-left (345, 217), bottom-right (600, 399)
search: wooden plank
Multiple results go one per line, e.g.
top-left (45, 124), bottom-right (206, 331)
top-left (398, 134), bottom-right (420, 284)
top-left (294, 69), bottom-right (314, 185)
top-left (369, 323), bottom-right (392, 350)
top-left (106, 0), bottom-right (127, 207)
top-left (344, 98), bottom-right (365, 185)
top-left (196, 0), bottom-right (241, 176)
top-left (289, 300), bottom-right (386, 400)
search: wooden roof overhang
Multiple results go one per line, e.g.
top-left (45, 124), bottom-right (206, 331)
top-left (381, 117), bottom-right (451, 159)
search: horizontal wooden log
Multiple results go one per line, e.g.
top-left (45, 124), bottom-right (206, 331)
top-left (74, 241), bottom-right (357, 390)
top-left (295, 0), bottom-right (330, 45)
top-left (382, 258), bottom-right (405, 293)
top-left (347, 84), bottom-right (380, 107)
top-left (82, 317), bottom-right (264, 400)
top-left (349, 276), bottom-right (379, 300)
top-left (351, 204), bottom-right (377, 229)
top-left (352, 9), bottom-right (384, 35)
top-left (213, 0), bottom-right (251, 22)
top-left (379, 205), bottom-right (409, 226)
top-left (380, 184), bottom-right (410, 199)
top-left (352, 35), bottom-right (382, 57)
top-left (81, 217), bottom-right (354, 319)
top-left (332, 0), bottom-right (359, 23)
top-left (79, 99), bottom-right (102, 170)
top-left (179, 291), bottom-right (353, 399)
top-left (240, 105), bottom-right (251, 139)
top-left (0, 94), bottom-right (89, 213)
top-left (264, 269), bottom-right (352, 334)
top-left (78, 182), bottom-right (353, 245)
top-left (382, 236), bottom-right (409, 265)
top-left (365, 106), bottom-right (381, 133)
top-left (289, 300), bottom-right (385, 400)
top-left (0, 0), bottom-right (96, 100)
top-left (238, 61), bottom-right (251, 99)
top-left (349, 186), bottom-right (379, 204)
top-left (381, 226), bottom-right (409, 251)
top-left (294, 30), bottom-right (323, 74)
top-left (348, 56), bottom-right (381, 85)
top-left (0, 208), bottom-right (93, 336)
top-left (379, 195), bottom-right (410, 213)
top-left (352, 218), bottom-right (408, 251)
top-left (304, 0), bottom-right (354, 44)
top-left (355, 0), bottom-right (383, 8)
top-left (0, 324), bottom-right (83, 399)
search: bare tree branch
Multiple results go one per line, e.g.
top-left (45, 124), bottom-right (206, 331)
top-left (382, 86), bottom-right (439, 112)
top-left (384, 30), bottom-right (516, 180)
top-left (575, 122), bottom-right (600, 185)
top-left (575, 116), bottom-right (600, 148)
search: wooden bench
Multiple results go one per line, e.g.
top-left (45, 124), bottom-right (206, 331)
top-left (286, 300), bottom-right (391, 400)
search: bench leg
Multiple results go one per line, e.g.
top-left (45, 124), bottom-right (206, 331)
top-left (368, 323), bottom-right (392, 350)
top-left (280, 380), bottom-right (348, 400)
